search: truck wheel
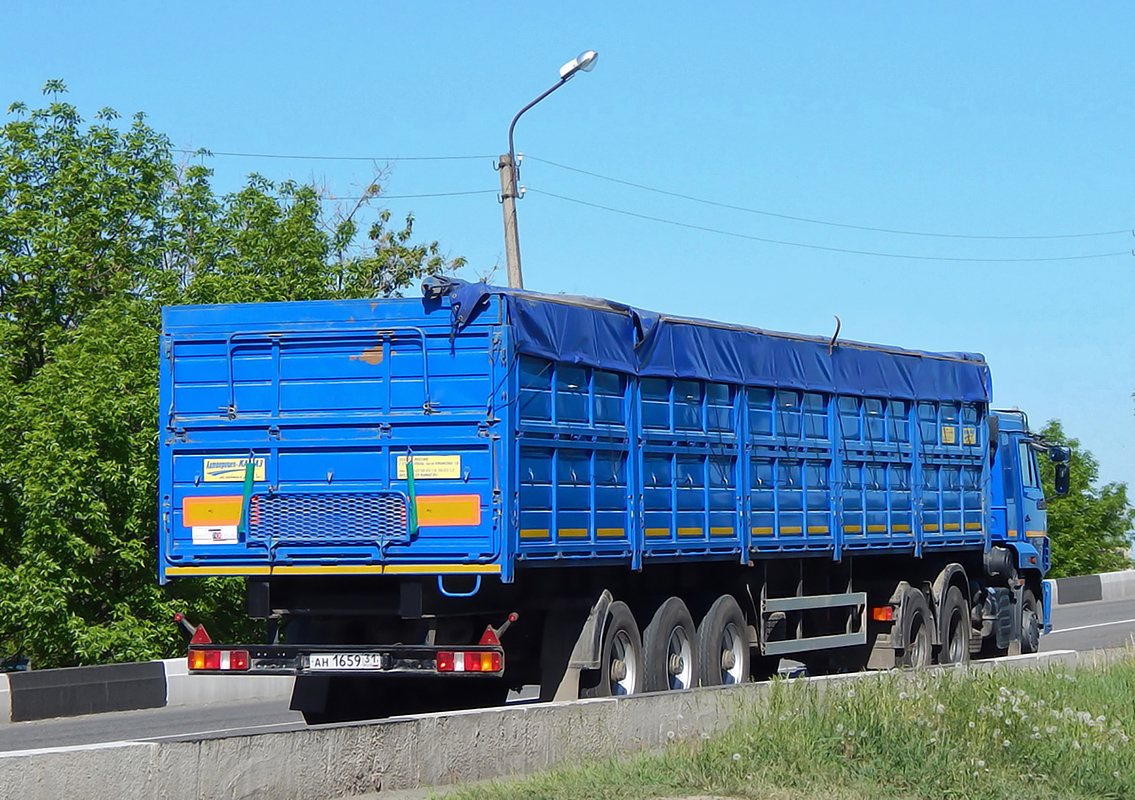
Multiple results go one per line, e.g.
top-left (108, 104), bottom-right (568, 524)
top-left (580, 601), bottom-right (642, 697)
top-left (1021, 588), bottom-right (1041, 654)
top-left (938, 586), bottom-right (970, 665)
top-left (697, 594), bottom-right (749, 687)
top-left (642, 597), bottom-right (698, 692)
top-left (898, 589), bottom-right (932, 669)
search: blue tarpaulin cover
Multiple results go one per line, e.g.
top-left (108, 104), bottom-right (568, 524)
top-left (431, 278), bottom-right (991, 403)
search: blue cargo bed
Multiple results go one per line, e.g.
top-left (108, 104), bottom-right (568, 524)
top-left (159, 280), bottom-right (993, 585)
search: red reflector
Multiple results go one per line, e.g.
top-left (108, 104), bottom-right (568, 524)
top-left (491, 651), bottom-right (502, 672)
top-left (230, 650), bottom-right (250, 671)
top-left (203, 649), bottom-right (221, 670)
top-left (872, 606), bottom-right (894, 622)
top-left (437, 651), bottom-right (454, 672)
top-left (190, 624), bottom-right (212, 645)
top-left (479, 625), bottom-right (500, 646)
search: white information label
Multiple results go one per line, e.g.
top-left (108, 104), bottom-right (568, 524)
top-left (191, 525), bottom-right (239, 545)
top-left (308, 653), bottom-right (387, 671)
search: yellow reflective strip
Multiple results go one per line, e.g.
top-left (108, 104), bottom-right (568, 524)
top-left (520, 529), bottom-right (550, 539)
top-left (781, 526), bottom-right (802, 535)
top-left (843, 525), bottom-right (862, 534)
top-left (893, 524), bottom-right (911, 532)
top-left (558, 528), bottom-right (589, 539)
top-left (1025, 530), bottom-right (1046, 538)
top-left (1007, 529), bottom-right (1018, 537)
top-left (382, 564), bottom-right (502, 575)
top-left (752, 527), bottom-right (775, 536)
top-left (677, 527), bottom-right (703, 537)
top-left (272, 565), bottom-right (385, 575)
top-left (597, 528), bottom-right (624, 538)
top-left (709, 527), bottom-right (734, 537)
top-left (924, 524), bottom-right (940, 532)
top-left (943, 523), bottom-right (961, 531)
top-left (866, 525), bottom-right (887, 533)
top-left (807, 526), bottom-right (829, 534)
top-left (165, 566), bottom-right (271, 576)
top-left (645, 528), bottom-right (670, 538)
top-left (964, 522), bottom-right (983, 530)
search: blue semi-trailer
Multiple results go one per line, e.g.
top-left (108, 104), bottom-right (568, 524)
top-left (159, 277), bottom-right (1069, 723)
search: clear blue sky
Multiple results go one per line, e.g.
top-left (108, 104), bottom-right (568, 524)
top-left (6, 2), bottom-right (1134, 490)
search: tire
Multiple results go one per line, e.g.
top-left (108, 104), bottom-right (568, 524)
top-left (937, 585), bottom-right (971, 665)
top-left (1021, 588), bottom-right (1041, 654)
top-left (897, 588), bottom-right (933, 669)
top-left (697, 594), bottom-right (750, 687)
top-left (642, 596), bottom-right (699, 692)
top-left (580, 600), bottom-right (643, 697)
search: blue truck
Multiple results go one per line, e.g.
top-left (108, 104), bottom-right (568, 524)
top-left (159, 277), bottom-right (1069, 723)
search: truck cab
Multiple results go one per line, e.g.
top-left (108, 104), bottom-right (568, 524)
top-left (987, 410), bottom-right (1070, 637)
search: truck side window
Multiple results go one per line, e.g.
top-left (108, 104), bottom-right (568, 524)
top-left (1017, 442), bottom-right (1039, 489)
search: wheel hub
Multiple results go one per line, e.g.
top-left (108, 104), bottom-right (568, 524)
top-left (611, 659), bottom-right (627, 682)
top-left (668, 653), bottom-right (685, 676)
top-left (721, 649), bottom-right (736, 671)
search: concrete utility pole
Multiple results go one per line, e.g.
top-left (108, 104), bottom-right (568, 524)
top-left (500, 50), bottom-right (599, 289)
top-left (498, 153), bottom-right (523, 289)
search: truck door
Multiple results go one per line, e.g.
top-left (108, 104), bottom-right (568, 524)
top-left (1016, 439), bottom-right (1047, 541)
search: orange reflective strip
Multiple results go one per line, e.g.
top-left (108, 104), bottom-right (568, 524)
top-left (416, 495), bottom-right (481, 527)
top-left (182, 496), bottom-right (244, 527)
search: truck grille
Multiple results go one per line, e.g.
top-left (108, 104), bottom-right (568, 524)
top-left (248, 493), bottom-right (410, 546)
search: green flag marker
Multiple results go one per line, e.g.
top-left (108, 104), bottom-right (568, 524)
top-left (406, 452), bottom-right (418, 536)
top-left (238, 459), bottom-right (255, 537)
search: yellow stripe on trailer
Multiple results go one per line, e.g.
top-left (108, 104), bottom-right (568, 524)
top-left (165, 565), bottom-right (271, 577)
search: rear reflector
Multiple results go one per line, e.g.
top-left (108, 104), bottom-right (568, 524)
top-left (872, 606), bottom-right (895, 622)
top-left (189, 649), bottom-right (251, 672)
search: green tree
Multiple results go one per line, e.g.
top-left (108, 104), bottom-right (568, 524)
top-left (1037, 420), bottom-right (1134, 578)
top-left (0, 83), bottom-right (464, 667)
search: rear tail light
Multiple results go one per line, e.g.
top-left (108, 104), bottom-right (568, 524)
top-left (188, 649), bottom-right (251, 672)
top-left (872, 606), bottom-right (895, 622)
top-left (435, 650), bottom-right (502, 673)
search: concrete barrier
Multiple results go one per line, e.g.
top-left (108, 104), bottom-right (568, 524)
top-left (0, 649), bottom-right (1098, 800)
top-left (162, 658), bottom-right (293, 709)
top-left (1049, 570), bottom-right (1135, 605)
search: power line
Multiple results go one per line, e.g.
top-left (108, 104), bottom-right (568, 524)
top-left (320, 189), bottom-right (497, 201)
top-left (524, 155), bottom-right (1128, 241)
top-left (175, 148), bottom-right (493, 162)
top-left (527, 188), bottom-right (1131, 263)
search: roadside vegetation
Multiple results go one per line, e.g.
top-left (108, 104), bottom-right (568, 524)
top-left (452, 656), bottom-right (1135, 800)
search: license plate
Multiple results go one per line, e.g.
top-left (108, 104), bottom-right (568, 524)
top-left (308, 653), bottom-right (387, 671)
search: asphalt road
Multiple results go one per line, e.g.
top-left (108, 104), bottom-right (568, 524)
top-left (2, 596), bottom-right (1132, 755)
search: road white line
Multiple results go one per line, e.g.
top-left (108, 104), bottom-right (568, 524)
top-left (1048, 618), bottom-right (1135, 635)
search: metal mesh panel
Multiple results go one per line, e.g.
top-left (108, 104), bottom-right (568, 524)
top-left (248, 493), bottom-right (409, 546)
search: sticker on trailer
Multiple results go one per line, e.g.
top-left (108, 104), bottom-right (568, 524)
top-left (203, 457), bottom-right (266, 482)
top-left (192, 525), bottom-right (239, 544)
top-left (396, 455), bottom-right (461, 480)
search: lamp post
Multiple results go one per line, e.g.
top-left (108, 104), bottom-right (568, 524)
top-left (499, 50), bottom-right (599, 289)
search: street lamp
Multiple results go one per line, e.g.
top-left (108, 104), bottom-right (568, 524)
top-left (499, 50), bottom-right (599, 289)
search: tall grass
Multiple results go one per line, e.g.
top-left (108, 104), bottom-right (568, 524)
top-left (453, 655), bottom-right (1135, 799)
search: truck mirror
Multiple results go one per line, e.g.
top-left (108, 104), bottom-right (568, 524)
top-left (1054, 463), bottom-right (1070, 496)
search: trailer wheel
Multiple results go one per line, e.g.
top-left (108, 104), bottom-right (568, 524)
top-left (580, 600), bottom-right (642, 697)
top-left (938, 586), bottom-right (970, 665)
top-left (1021, 588), bottom-right (1041, 654)
top-left (697, 594), bottom-right (750, 687)
top-left (898, 589), bottom-right (932, 669)
top-left (643, 597), bottom-right (699, 692)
